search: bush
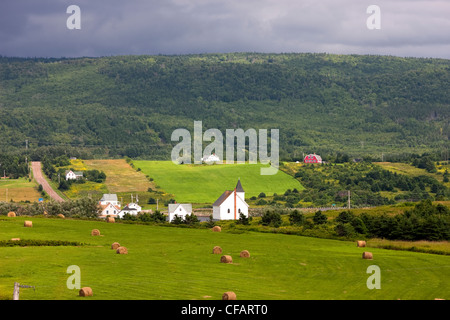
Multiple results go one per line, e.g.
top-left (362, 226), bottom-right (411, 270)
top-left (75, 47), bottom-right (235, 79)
top-left (288, 209), bottom-right (304, 225)
top-left (313, 210), bottom-right (327, 225)
top-left (260, 209), bottom-right (282, 227)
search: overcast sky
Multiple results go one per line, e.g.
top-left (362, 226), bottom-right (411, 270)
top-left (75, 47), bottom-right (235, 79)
top-left (0, 0), bottom-right (449, 59)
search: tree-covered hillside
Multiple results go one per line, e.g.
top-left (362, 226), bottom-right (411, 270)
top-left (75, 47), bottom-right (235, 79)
top-left (0, 53), bottom-right (448, 161)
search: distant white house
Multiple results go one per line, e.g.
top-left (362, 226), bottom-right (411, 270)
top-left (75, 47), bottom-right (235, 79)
top-left (65, 170), bottom-right (83, 180)
top-left (201, 153), bottom-right (221, 164)
top-left (212, 179), bottom-right (248, 220)
top-left (118, 202), bottom-right (142, 219)
top-left (168, 203), bottom-right (192, 222)
top-left (98, 202), bottom-right (121, 218)
top-left (99, 194), bottom-right (120, 207)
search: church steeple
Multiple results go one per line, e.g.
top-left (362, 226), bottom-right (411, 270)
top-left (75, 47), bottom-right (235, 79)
top-left (235, 178), bottom-right (244, 193)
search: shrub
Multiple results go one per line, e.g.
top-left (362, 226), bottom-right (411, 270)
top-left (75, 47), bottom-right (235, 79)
top-left (260, 209), bottom-right (282, 227)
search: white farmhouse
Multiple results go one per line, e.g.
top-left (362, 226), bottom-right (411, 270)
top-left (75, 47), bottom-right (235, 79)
top-left (118, 202), bottom-right (142, 219)
top-left (65, 170), bottom-right (83, 180)
top-left (99, 194), bottom-right (120, 207)
top-left (168, 203), bottom-right (192, 222)
top-left (201, 153), bottom-right (221, 164)
top-left (98, 202), bottom-right (121, 218)
top-left (212, 179), bottom-right (248, 220)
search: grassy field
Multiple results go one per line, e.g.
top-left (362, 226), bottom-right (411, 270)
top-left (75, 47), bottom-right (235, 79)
top-left (0, 216), bottom-right (448, 300)
top-left (133, 161), bottom-right (302, 204)
top-left (0, 178), bottom-right (41, 202)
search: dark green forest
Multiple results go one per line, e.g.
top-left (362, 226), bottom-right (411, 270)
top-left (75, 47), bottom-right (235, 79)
top-left (0, 53), bottom-right (448, 164)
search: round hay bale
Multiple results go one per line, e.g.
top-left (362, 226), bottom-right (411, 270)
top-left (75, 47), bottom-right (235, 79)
top-left (240, 250), bottom-right (250, 258)
top-left (222, 292), bottom-right (237, 300)
top-left (91, 229), bottom-right (100, 236)
top-left (57, 214), bottom-right (65, 219)
top-left (362, 252), bottom-right (373, 260)
top-left (24, 221), bottom-right (32, 228)
top-left (106, 216), bottom-right (115, 223)
top-left (7, 211), bottom-right (16, 217)
top-left (79, 287), bottom-right (93, 297)
top-left (212, 246), bottom-right (222, 254)
top-left (116, 246), bottom-right (128, 254)
top-left (220, 255), bottom-right (232, 264)
top-left (357, 240), bottom-right (366, 247)
top-left (111, 242), bottom-right (121, 250)
top-left (212, 226), bottom-right (221, 232)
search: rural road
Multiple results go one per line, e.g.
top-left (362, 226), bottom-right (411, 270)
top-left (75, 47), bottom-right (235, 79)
top-left (31, 161), bottom-right (65, 202)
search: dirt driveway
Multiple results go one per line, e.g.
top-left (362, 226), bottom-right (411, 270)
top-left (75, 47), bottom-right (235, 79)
top-left (31, 161), bottom-right (65, 202)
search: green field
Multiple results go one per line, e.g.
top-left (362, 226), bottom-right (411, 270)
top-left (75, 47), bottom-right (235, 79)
top-left (0, 216), bottom-right (448, 300)
top-left (132, 161), bottom-right (302, 204)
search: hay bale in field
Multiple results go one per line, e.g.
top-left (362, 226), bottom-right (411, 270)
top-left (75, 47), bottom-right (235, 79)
top-left (116, 246), bottom-right (128, 254)
top-left (220, 255), bottom-right (232, 263)
top-left (7, 211), bottom-right (16, 217)
top-left (212, 246), bottom-right (222, 254)
top-left (106, 216), bottom-right (115, 223)
top-left (111, 242), bottom-right (121, 250)
top-left (212, 226), bottom-right (221, 232)
top-left (79, 287), bottom-right (93, 297)
top-left (240, 250), bottom-right (250, 258)
top-left (24, 221), bottom-right (32, 228)
top-left (357, 240), bottom-right (366, 247)
top-left (57, 214), bottom-right (65, 219)
top-left (222, 292), bottom-right (236, 300)
top-left (362, 252), bottom-right (373, 260)
top-left (11, 238), bottom-right (20, 241)
top-left (91, 229), bottom-right (100, 236)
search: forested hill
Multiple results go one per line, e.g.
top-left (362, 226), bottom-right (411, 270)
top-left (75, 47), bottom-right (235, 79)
top-left (0, 53), bottom-right (448, 161)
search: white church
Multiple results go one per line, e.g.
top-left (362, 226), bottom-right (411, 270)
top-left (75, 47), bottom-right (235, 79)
top-left (212, 179), bottom-right (249, 220)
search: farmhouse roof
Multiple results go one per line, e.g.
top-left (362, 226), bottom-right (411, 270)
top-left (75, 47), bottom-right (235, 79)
top-left (168, 203), bottom-right (192, 213)
top-left (100, 194), bottom-right (118, 202)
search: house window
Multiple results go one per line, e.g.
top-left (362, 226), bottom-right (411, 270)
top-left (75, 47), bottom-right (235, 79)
top-left (227, 209), bottom-right (230, 213)
top-left (106, 210), bottom-right (109, 214)
top-left (238, 209), bottom-right (241, 213)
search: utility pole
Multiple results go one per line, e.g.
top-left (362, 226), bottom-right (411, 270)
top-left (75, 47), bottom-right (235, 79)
top-left (347, 190), bottom-right (351, 209)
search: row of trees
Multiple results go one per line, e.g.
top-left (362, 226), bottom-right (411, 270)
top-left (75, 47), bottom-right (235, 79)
top-left (256, 200), bottom-right (449, 241)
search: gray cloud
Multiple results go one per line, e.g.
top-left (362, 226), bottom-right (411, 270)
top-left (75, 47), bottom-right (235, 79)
top-left (0, 0), bottom-right (449, 58)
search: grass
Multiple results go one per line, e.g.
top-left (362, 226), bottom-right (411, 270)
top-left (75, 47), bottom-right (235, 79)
top-left (132, 161), bottom-right (302, 204)
top-left (0, 216), bottom-right (448, 300)
top-left (0, 178), bottom-right (41, 202)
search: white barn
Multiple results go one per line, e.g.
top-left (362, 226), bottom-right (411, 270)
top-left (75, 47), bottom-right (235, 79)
top-left (168, 203), bottom-right (192, 222)
top-left (212, 179), bottom-right (248, 220)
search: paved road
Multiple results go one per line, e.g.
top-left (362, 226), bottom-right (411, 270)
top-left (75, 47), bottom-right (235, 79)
top-left (31, 161), bottom-right (65, 202)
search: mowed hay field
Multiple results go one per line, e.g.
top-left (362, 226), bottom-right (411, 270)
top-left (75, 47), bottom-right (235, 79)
top-left (133, 161), bottom-right (302, 203)
top-left (0, 216), bottom-right (449, 300)
top-left (0, 178), bottom-right (41, 202)
top-left (83, 159), bottom-right (154, 193)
